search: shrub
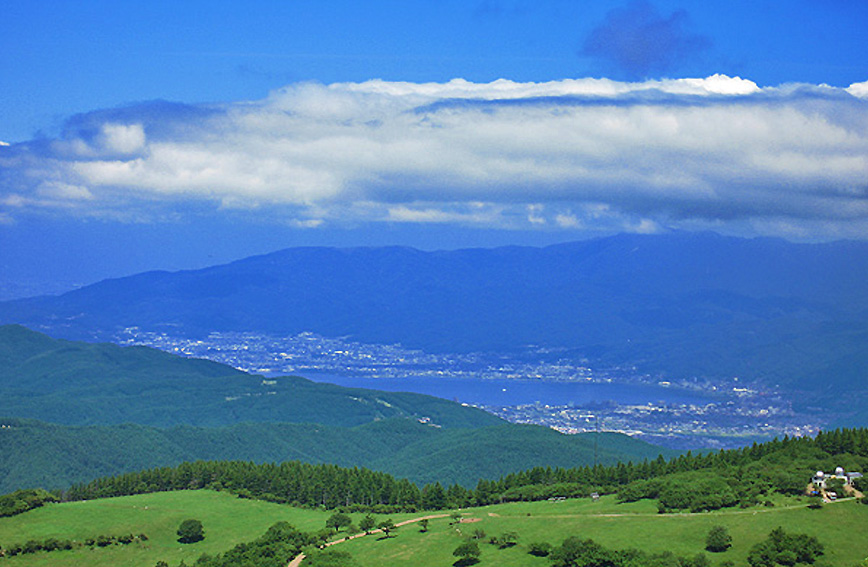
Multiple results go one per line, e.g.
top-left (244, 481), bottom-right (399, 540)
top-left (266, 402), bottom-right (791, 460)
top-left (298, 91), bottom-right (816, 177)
top-left (177, 519), bottom-right (205, 544)
top-left (528, 541), bottom-right (553, 557)
top-left (453, 539), bottom-right (481, 565)
top-left (706, 525), bottom-right (732, 552)
top-left (747, 527), bottom-right (823, 567)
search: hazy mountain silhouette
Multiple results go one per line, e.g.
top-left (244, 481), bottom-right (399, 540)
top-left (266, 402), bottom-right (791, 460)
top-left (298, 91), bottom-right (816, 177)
top-left (2, 232), bottom-right (866, 397)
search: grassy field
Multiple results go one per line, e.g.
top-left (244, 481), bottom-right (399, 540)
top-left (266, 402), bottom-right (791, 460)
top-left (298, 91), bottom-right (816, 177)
top-left (0, 490), bottom-right (417, 567)
top-left (2, 491), bottom-right (868, 566)
top-left (337, 496), bottom-right (868, 567)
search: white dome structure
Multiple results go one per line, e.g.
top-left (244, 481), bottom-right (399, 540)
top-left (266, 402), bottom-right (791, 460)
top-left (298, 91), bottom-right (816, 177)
top-left (835, 467), bottom-right (845, 476)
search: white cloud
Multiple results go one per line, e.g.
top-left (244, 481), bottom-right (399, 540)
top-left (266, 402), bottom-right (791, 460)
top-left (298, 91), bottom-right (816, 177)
top-left (555, 214), bottom-right (582, 228)
top-left (847, 80), bottom-right (868, 98)
top-left (36, 181), bottom-right (94, 201)
top-left (100, 123), bottom-right (146, 154)
top-left (3, 75), bottom-right (868, 238)
top-left (527, 204), bottom-right (546, 225)
top-left (386, 204), bottom-right (504, 225)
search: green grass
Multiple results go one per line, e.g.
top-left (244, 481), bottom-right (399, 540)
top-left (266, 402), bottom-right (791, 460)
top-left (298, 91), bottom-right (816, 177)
top-left (0, 490), bottom-right (350, 567)
top-left (3, 491), bottom-right (868, 567)
top-left (338, 496), bottom-right (868, 567)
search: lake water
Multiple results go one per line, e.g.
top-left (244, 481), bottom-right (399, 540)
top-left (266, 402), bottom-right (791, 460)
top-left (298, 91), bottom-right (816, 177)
top-left (299, 372), bottom-right (714, 407)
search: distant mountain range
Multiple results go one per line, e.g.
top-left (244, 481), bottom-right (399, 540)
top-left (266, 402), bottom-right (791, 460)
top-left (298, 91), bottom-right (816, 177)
top-left (0, 325), bottom-right (675, 492)
top-left (1, 232), bottom-right (867, 401)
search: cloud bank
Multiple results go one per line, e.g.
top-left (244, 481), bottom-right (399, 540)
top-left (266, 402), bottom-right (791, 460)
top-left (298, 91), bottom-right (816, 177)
top-left (2, 75), bottom-right (868, 239)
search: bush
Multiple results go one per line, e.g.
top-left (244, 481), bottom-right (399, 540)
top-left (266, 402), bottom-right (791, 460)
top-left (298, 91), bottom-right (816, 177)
top-left (747, 527), bottom-right (824, 567)
top-left (453, 540), bottom-right (481, 565)
top-left (528, 541), bottom-right (553, 557)
top-left (706, 525), bottom-right (732, 552)
top-left (177, 519), bottom-right (205, 544)
top-left (494, 531), bottom-right (519, 548)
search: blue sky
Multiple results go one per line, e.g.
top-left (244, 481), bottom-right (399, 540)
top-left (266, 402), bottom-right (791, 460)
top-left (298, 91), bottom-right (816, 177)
top-left (1, 1), bottom-right (868, 296)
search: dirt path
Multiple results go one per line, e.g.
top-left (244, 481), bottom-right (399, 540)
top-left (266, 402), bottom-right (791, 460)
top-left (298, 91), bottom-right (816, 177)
top-left (490, 497), bottom-right (860, 521)
top-left (287, 514), bottom-right (449, 567)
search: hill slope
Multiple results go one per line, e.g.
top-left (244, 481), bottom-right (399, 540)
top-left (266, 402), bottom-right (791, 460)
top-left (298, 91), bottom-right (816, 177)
top-left (0, 418), bottom-right (676, 493)
top-left (1, 233), bottom-right (867, 399)
top-left (2, 487), bottom-right (867, 567)
top-left (0, 325), bottom-right (501, 429)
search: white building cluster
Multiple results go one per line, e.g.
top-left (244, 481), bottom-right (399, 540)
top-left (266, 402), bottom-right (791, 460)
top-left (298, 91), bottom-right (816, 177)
top-left (811, 467), bottom-right (863, 490)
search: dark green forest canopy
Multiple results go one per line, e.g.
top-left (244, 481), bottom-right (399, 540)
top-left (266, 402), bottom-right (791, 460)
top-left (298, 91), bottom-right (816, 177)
top-left (20, 427), bottom-right (866, 516)
top-left (0, 417), bottom-right (673, 493)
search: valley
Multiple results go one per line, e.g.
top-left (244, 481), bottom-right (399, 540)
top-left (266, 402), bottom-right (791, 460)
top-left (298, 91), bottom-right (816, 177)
top-left (115, 327), bottom-right (823, 450)
top-left (2, 233), bottom-right (867, 566)
top-left (4, 5), bottom-right (868, 565)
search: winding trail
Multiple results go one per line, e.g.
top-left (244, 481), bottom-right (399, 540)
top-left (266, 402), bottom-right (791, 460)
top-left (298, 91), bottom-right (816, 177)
top-left (288, 514), bottom-right (449, 567)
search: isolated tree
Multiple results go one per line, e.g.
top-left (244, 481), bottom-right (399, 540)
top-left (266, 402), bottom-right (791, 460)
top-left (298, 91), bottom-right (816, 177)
top-left (706, 525), bottom-right (732, 552)
top-left (176, 519), bottom-right (204, 543)
top-left (359, 514), bottom-right (376, 535)
top-left (326, 512), bottom-right (353, 532)
top-left (377, 518), bottom-right (397, 538)
top-left (453, 539), bottom-right (481, 565)
top-left (494, 531), bottom-right (519, 548)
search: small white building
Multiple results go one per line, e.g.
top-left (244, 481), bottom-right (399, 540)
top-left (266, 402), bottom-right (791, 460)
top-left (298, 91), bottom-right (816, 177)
top-left (812, 468), bottom-right (862, 490)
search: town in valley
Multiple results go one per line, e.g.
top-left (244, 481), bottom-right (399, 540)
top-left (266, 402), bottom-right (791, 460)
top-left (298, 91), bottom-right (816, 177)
top-left (118, 328), bottom-right (823, 450)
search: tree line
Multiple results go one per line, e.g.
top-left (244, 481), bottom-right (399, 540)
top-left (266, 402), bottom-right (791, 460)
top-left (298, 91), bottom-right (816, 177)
top-left (1, 533), bottom-right (148, 558)
top-left (23, 427), bottom-right (868, 515)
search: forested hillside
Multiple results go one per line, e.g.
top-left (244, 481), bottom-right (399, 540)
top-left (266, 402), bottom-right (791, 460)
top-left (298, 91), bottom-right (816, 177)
top-left (0, 325), bottom-right (501, 428)
top-left (3, 429), bottom-right (867, 567)
top-left (0, 418), bottom-right (674, 493)
top-left (25, 428), bottom-right (868, 515)
top-left (0, 325), bottom-right (679, 494)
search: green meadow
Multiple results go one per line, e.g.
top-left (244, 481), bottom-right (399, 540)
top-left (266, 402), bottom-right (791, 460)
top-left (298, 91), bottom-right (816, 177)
top-left (2, 491), bottom-right (868, 566)
top-left (0, 490), bottom-right (413, 567)
top-left (340, 497), bottom-right (868, 567)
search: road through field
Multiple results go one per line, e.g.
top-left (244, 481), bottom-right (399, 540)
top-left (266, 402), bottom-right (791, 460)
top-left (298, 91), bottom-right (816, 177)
top-left (288, 514), bottom-right (449, 567)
